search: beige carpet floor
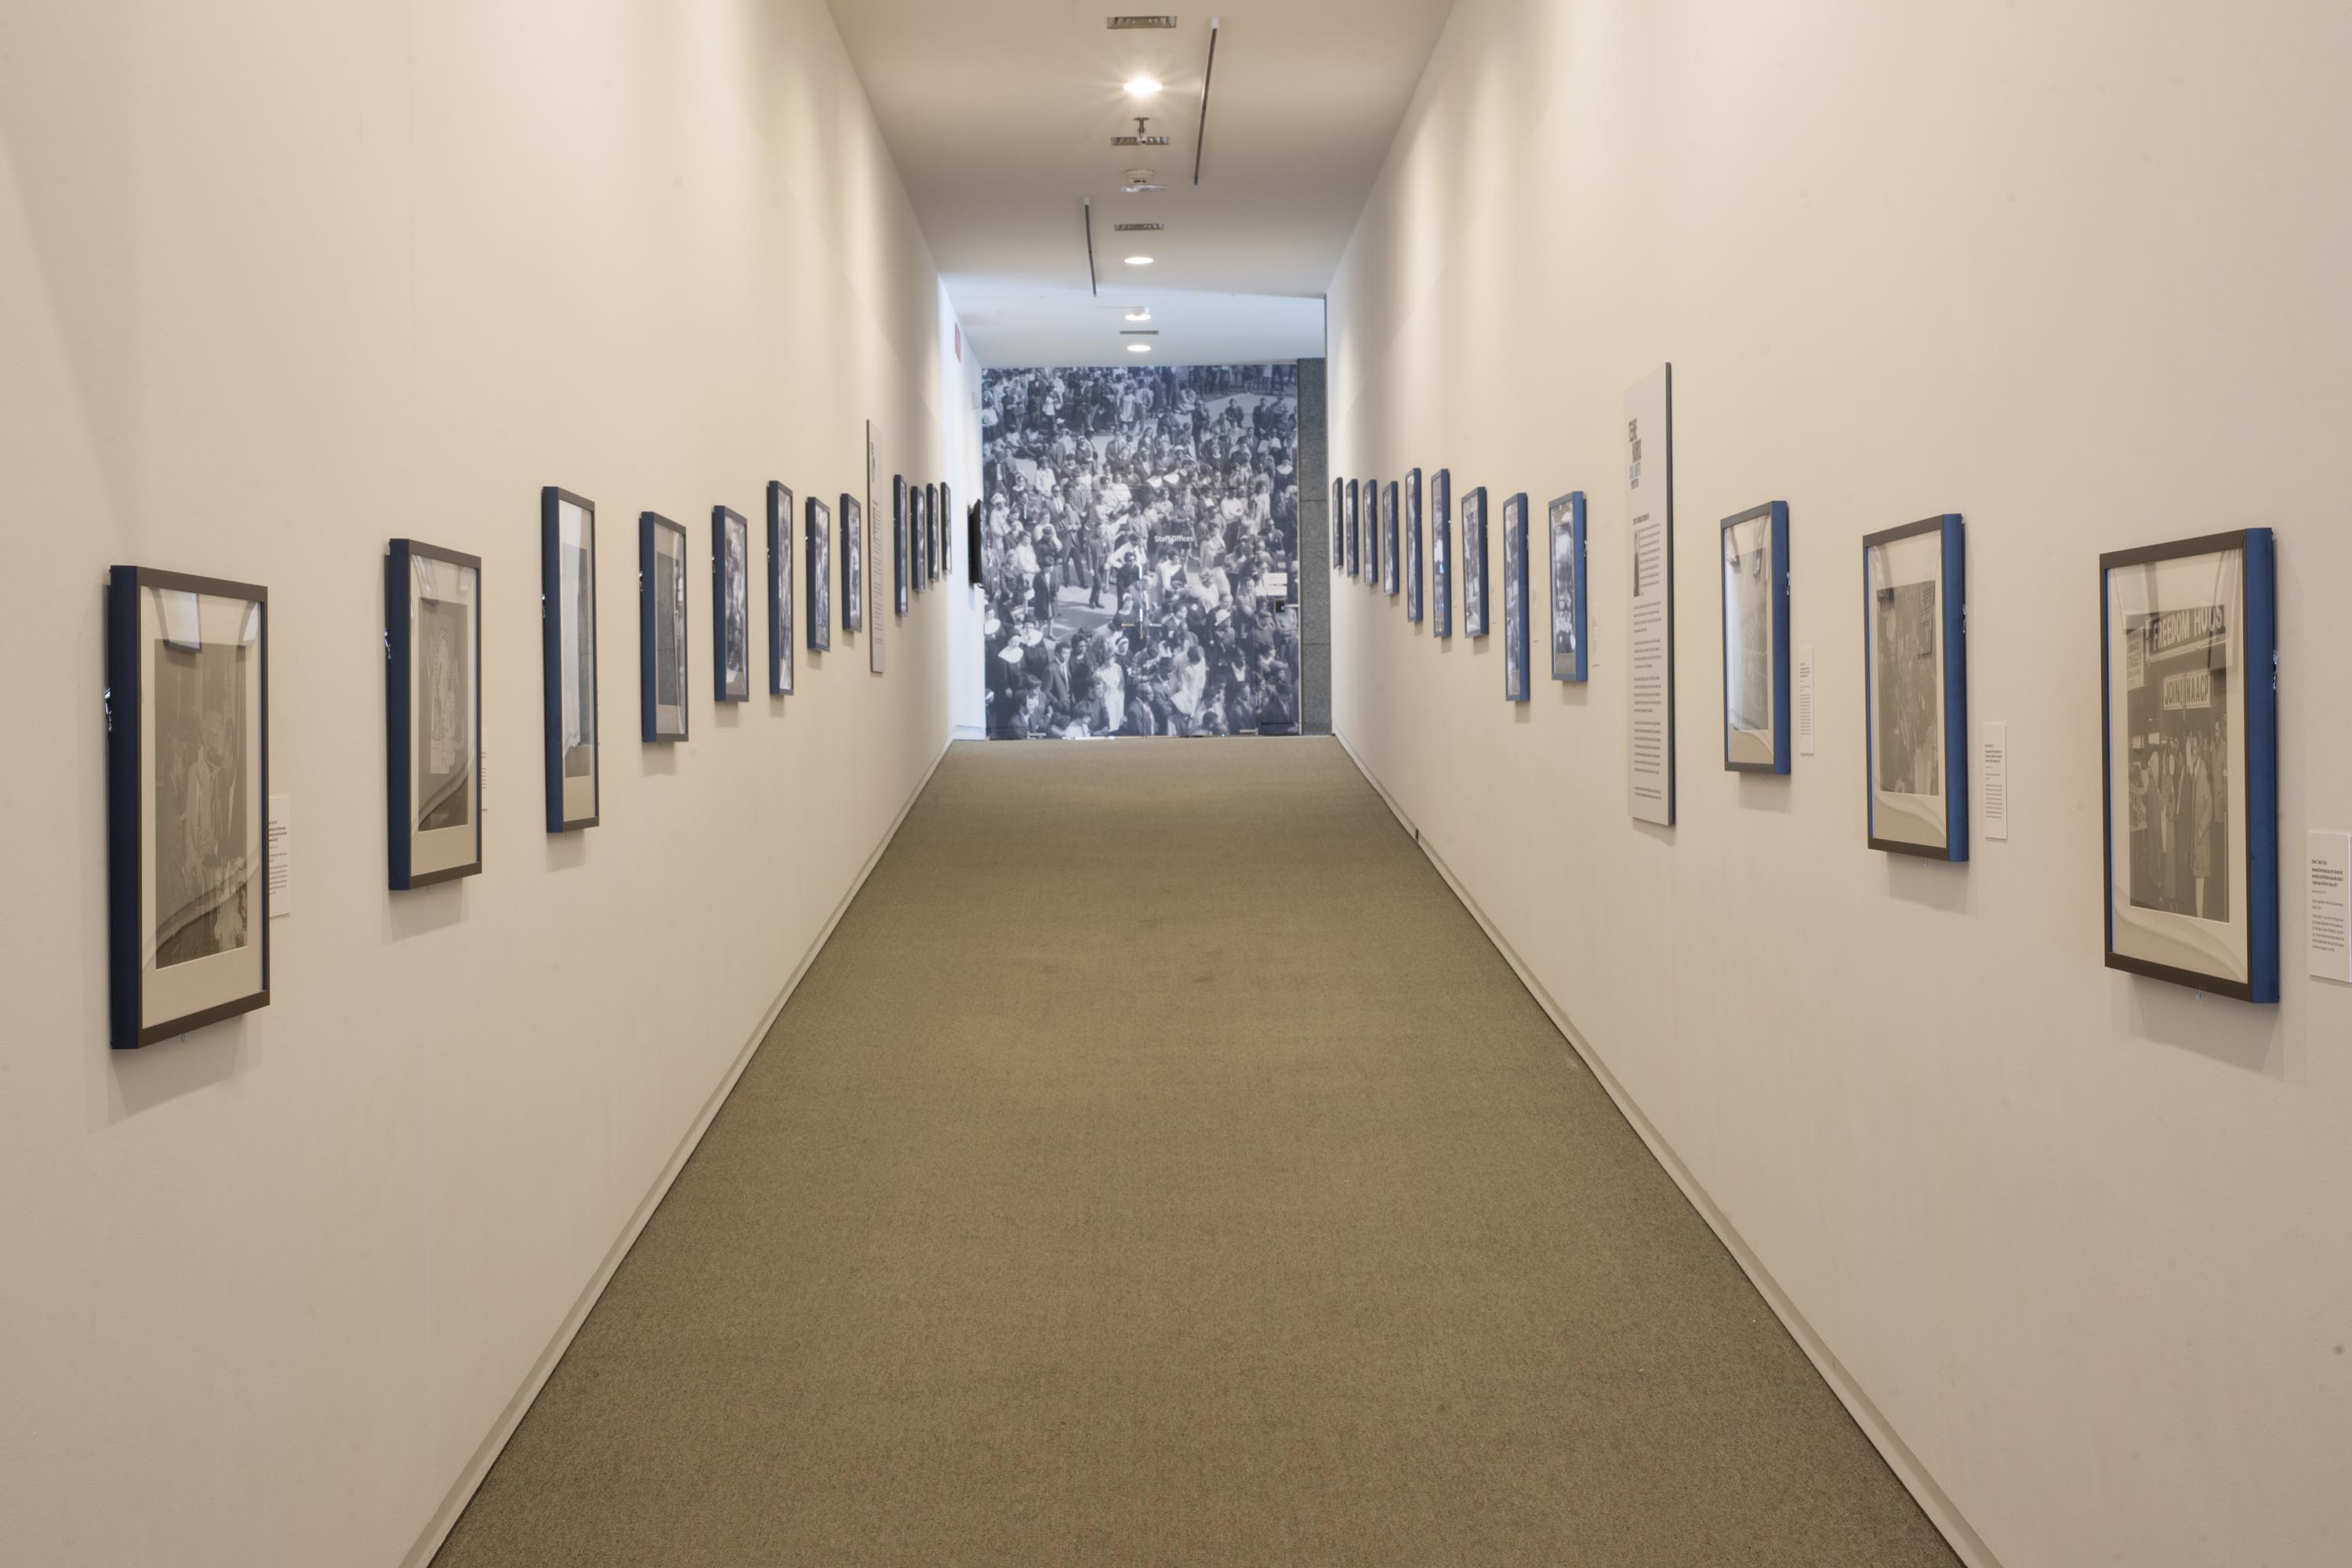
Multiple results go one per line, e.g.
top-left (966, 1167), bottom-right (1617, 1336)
top-left (434, 737), bottom-right (1958, 1567)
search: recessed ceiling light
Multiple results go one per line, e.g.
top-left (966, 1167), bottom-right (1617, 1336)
top-left (1124, 255), bottom-right (1153, 266)
top-left (1125, 77), bottom-right (1163, 96)
top-left (1125, 310), bottom-right (1151, 321)
top-left (1127, 343), bottom-right (1152, 353)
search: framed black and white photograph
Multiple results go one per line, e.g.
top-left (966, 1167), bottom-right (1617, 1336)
top-left (713, 506), bottom-right (750, 703)
top-left (539, 486), bottom-right (599, 833)
top-left (1502, 492), bottom-right (1530, 701)
top-left (104, 567), bottom-right (269, 1050)
top-left (641, 512), bottom-right (689, 742)
top-left (1461, 485), bottom-right (1490, 637)
top-left (1864, 515), bottom-right (1965, 858)
top-left (1405, 469), bottom-right (1425, 622)
top-left (806, 495), bottom-right (833, 652)
top-left (387, 541), bottom-right (481, 890)
top-left (1332, 477), bottom-right (1345, 568)
top-left (1721, 500), bottom-right (1791, 774)
top-left (1346, 478), bottom-right (1361, 578)
top-left (927, 481), bottom-right (946, 585)
top-left (893, 474), bottom-right (910, 616)
top-left (841, 492), bottom-right (864, 633)
top-left (1432, 468), bottom-right (1453, 638)
top-left (921, 482), bottom-right (937, 588)
top-left (2101, 528), bottom-right (2278, 1001)
top-left (967, 499), bottom-right (982, 589)
top-left (1549, 491), bottom-right (1588, 682)
top-left (1384, 480), bottom-right (1401, 597)
top-left (913, 482), bottom-right (928, 593)
top-left (767, 483), bottom-right (796, 695)
top-left (1367, 478), bottom-right (1383, 593)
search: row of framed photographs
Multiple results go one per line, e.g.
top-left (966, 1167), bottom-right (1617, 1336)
top-left (100, 475), bottom-right (956, 1051)
top-left (1332, 470), bottom-right (1586, 702)
top-left (1332, 479), bottom-right (2280, 1004)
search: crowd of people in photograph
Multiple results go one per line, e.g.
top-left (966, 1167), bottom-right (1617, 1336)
top-left (979, 365), bottom-right (1301, 739)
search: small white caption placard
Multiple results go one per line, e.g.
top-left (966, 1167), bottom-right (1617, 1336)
top-left (1981, 723), bottom-right (2009, 842)
top-left (2307, 831), bottom-right (2350, 983)
top-left (1795, 644), bottom-right (1817, 756)
top-left (267, 794), bottom-right (294, 917)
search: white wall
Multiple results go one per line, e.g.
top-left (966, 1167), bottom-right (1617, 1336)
top-left (940, 287), bottom-right (989, 733)
top-left (0, 3), bottom-right (967, 1564)
top-left (1329, 3), bottom-right (2352, 1566)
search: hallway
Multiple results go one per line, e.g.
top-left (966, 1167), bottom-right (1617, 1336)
top-left (434, 739), bottom-right (1955, 1566)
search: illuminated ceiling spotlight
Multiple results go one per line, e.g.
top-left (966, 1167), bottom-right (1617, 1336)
top-left (1124, 255), bottom-right (1153, 266)
top-left (1127, 342), bottom-right (1152, 353)
top-left (1125, 77), bottom-right (1163, 96)
top-left (1125, 309), bottom-right (1152, 321)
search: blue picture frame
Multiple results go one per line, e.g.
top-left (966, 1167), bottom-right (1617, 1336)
top-left (1862, 514), bottom-right (1965, 859)
top-left (2100, 528), bottom-right (2278, 1003)
top-left (639, 512), bottom-right (690, 743)
top-left (104, 566), bottom-right (272, 1049)
top-left (1461, 485), bottom-right (1490, 637)
top-left (767, 482), bottom-right (795, 695)
top-left (387, 539), bottom-right (483, 890)
top-left (1404, 468), bottom-right (1425, 622)
top-left (892, 474), bottom-right (909, 617)
top-left (1502, 492), bottom-right (1530, 700)
top-left (1720, 500), bottom-right (1791, 774)
top-left (1432, 469), bottom-right (1453, 638)
top-left (1331, 477), bottom-right (1345, 568)
top-left (1548, 492), bottom-right (1588, 682)
top-left (712, 506), bottom-right (750, 703)
top-left (840, 492), bottom-right (863, 632)
top-left (805, 495), bottom-right (832, 652)
top-left (1346, 479), bottom-right (1360, 577)
top-left (1374, 479), bottom-right (1392, 594)
top-left (539, 486), bottom-right (599, 833)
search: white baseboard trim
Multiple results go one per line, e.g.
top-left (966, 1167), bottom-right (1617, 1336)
top-left (401, 739), bottom-right (954, 1568)
top-left (1331, 731), bottom-right (2003, 1568)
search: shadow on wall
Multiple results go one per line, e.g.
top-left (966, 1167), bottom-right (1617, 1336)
top-left (978, 364), bottom-right (1301, 739)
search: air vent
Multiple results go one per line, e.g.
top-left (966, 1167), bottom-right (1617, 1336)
top-left (1112, 223), bottom-right (1163, 232)
top-left (1120, 329), bottom-right (1160, 336)
top-left (1107, 15), bottom-right (1179, 27)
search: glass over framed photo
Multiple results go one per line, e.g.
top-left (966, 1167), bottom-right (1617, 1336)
top-left (841, 492), bottom-right (864, 633)
top-left (1367, 478), bottom-right (1383, 593)
top-left (806, 495), bottom-right (833, 651)
top-left (1863, 514), bottom-right (1965, 858)
top-left (1461, 485), bottom-right (1490, 637)
top-left (1502, 492), bottom-right (1530, 701)
top-left (768, 482), bottom-right (796, 695)
top-left (539, 486), bottom-right (599, 833)
top-left (927, 479), bottom-right (946, 583)
top-left (387, 540), bottom-right (481, 889)
top-left (1346, 478), bottom-right (1361, 577)
top-left (1383, 481), bottom-right (1401, 597)
top-left (640, 512), bottom-right (690, 742)
top-left (104, 567), bottom-right (269, 1049)
top-left (913, 482), bottom-right (928, 593)
top-left (893, 474), bottom-right (909, 616)
top-left (1432, 468), bottom-right (1453, 638)
top-left (1548, 491), bottom-right (1588, 682)
top-left (1721, 500), bottom-right (1791, 774)
top-left (713, 506), bottom-right (750, 703)
top-left (2101, 528), bottom-right (2278, 1001)
top-left (1332, 477), bottom-right (1345, 568)
top-left (1404, 469), bottom-right (1425, 622)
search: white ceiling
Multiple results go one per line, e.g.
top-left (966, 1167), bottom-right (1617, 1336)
top-left (828, 0), bottom-right (1457, 368)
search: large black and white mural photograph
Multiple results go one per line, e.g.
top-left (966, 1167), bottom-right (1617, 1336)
top-left (978, 363), bottom-right (1301, 739)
